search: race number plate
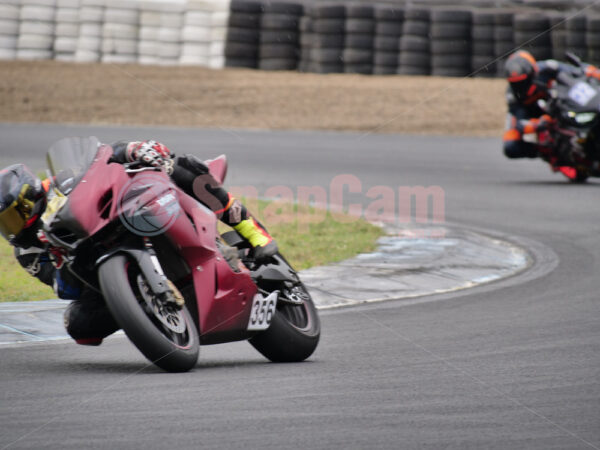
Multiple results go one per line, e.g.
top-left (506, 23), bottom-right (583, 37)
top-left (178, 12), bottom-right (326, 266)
top-left (247, 291), bottom-right (278, 331)
top-left (568, 82), bottom-right (596, 106)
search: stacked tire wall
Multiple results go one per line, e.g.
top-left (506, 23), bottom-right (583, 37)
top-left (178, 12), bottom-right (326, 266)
top-left (305, 4), bottom-right (346, 74)
top-left (513, 12), bottom-right (552, 60)
top-left (588, 16), bottom-right (600, 65)
top-left (101, 0), bottom-right (139, 64)
top-left (180, 0), bottom-right (229, 68)
top-left (225, 0), bottom-right (261, 69)
top-left (157, 3), bottom-right (183, 66)
top-left (493, 10), bottom-right (515, 77)
top-left (3, 0), bottom-right (600, 78)
top-left (259, 2), bottom-right (302, 71)
top-left (54, 0), bottom-right (80, 62)
top-left (549, 12), bottom-right (567, 60)
top-left (430, 8), bottom-right (472, 77)
top-left (0, 0), bottom-right (20, 60)
top-left (18, 0), bottom-right (56, 61)
top-left (471, 9), bottom-right (495, 77)
top-left (75, 0), bottom-right (103, 63)
top-left (372, 5), bottom-right (403, 75)
top-left (398, 7), bottom-right (430, 75)
top-left (343, 4), bottom-right (375, 74)
top-left (566, 15), bottom-right (587, 62)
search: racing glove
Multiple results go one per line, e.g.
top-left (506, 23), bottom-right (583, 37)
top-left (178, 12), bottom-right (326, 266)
top-left (126, 141), bottom-right (173, 173)
top-left (520, 114), bottom-right (555, 134)
top-left (585, 65), bottom-right (600, 81)
top-left (537, 114), bottom-right (556, 131)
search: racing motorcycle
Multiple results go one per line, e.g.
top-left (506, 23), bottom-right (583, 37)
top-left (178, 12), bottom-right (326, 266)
top-left (532, 53), bottom-right (600, 182)
top-left (41, 136), bottom-right (320, 372)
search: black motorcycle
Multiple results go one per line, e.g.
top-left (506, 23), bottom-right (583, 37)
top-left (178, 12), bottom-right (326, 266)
top-left (538, 53), bottom-right (600, 182)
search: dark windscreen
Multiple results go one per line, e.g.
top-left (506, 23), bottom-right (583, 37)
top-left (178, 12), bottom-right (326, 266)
top-left (46, 137), bottom-right (100, 195)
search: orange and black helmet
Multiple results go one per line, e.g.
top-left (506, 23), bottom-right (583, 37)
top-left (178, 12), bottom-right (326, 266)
top-left (0, 164), bottom-right (45, 242)
top-left (504, 50), bottom-right (539, 101)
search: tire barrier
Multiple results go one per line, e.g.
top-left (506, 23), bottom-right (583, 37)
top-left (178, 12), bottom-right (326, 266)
top-left (304, 4), bottom-right (346, 74)
top-left (18, 0), bottom-right (56, 61)
top-left (75, 0), bottom-right (103, 63)
top-left (0, 0), bottom-right (20, 60)
top-left (343, 4), bottom-right (375, 74)
top-left (372, 5), bottom-right (403, 75)
top-left (101, 0), bottom-right (139, 64)
top-left (157, 2), bottom-right (183, 66)
top-left (549, 12), bottom-right (567, 61)
top-left (137, 1), bottom-right (161, 65)
top-left (566, 15), bottom-right (587, 62)
top-left (430, 8), bottom-right (472, 77)
top-left (471, 9), bottom-right (495, 77)
top-left (3, 0), bottom-right (600, 79)
top-left (211, 3), bottom-right (230, 69)
top-left (398, 7), bottom-right (430, 76)
top-left (588, 16), bottom-right (600, 66)
top-left (182, 0), bottom-right (229, 68)
top-left (297, 12), bottom-right (311, 72)
top-left (225, 0), bottom-right (261, 68)
top-left (493, 10), bottom-right (515, 77)
top-left (54, 0), bottom-right (80, 62)
top-left (513, 12), bottom-right (552, 60)
top-left (259, 2), bottom-right (303, 71)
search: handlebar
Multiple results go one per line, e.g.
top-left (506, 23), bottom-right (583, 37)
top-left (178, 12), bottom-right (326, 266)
top-left (125, 166), bottom-right (163, 174)
top-left (123, 160), bottom-right (163, 173)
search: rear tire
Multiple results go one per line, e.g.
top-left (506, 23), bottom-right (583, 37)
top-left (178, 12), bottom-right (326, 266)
top-left (250, 283), bottom-right (320, 362)
top-left (571, 170), bottom-right (589, 183)
top-left (99, 255), bottom-right (199, 372)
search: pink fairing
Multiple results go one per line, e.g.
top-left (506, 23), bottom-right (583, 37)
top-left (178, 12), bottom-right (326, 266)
top-left (66, 146), bottom-right (257, 343)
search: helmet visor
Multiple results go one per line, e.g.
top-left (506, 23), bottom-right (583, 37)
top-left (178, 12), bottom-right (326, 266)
top-left (0, 200), bottom-right (27, 240)
top-left (0, 184), bottom-right (34, 240)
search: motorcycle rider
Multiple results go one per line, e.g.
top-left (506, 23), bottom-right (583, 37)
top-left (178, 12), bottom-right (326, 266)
top-left (113, 140), bottom-right (277, 260)
top-left (0, 140), bottom-right (277, 346)
top-left (502, 50), bottom-right (600, 166)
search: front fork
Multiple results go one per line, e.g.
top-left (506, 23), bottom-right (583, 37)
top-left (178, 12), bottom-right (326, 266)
top-left (96, 239), bottom-right (180, 307)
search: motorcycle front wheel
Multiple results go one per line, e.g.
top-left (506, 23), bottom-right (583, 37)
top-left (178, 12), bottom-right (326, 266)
top-left (249, 283), bottom-right (320, 362)
top-left (98, 255), bottom-right (199, 372)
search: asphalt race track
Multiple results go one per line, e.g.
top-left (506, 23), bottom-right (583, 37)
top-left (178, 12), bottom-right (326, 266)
top-left (0, 123), bottom-right (599, 450)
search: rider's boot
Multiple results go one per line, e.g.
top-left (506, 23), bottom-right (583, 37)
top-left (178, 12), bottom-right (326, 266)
top-left (233, 217), bottom-right (278, 261)
top-left (216, 239), bottom-right (242, 272)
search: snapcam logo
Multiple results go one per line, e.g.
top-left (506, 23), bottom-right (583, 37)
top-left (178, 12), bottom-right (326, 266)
top-left (117, 175), bottom-right (181, 236)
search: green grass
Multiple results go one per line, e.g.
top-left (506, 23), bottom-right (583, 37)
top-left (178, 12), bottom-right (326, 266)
top-left (0, 239), bottom-right (54, 302)
top-left (0, 200), bottom-right (383, 302)
top-left (253, 199), bottom-right (383, 270)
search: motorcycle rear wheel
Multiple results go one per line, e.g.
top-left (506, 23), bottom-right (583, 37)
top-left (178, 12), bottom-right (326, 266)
top-left (571, 169), bottom-right (589, 183)
top-left (249, 283), bottom-right (320, 362)
top-left (98, 255), bottom-right (199, 372)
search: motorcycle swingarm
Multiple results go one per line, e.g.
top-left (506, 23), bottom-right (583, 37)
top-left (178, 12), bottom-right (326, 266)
top-left (96, 247), bottom-right (169, 296)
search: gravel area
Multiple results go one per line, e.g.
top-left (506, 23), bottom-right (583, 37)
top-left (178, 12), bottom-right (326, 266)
top-left (0, 61), bottom-right (506, 136)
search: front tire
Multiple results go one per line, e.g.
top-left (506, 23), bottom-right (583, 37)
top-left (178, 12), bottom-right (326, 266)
top-left (250, 283), bottom-right (320, 362)
top-left (98, 255), bottom-right (199, 372)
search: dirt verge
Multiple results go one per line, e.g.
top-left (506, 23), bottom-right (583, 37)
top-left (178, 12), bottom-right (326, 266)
top-left (0, 61), bottom-right (506, 136)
